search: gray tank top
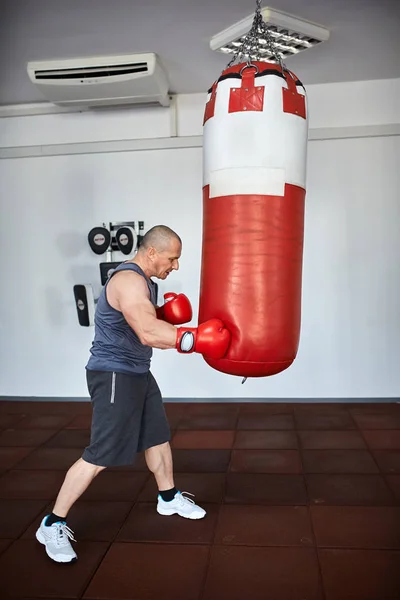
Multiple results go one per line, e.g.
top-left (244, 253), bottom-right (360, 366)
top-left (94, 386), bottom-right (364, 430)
top-left (86, 262), bottom-right (157, 375)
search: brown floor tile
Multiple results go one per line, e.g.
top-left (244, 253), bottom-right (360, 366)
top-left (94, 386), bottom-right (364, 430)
top-left (203, 546), bottom-right (323, 600)
top-left (15, 415), bottom-right (73, 429)
top-left (294, 404), bottom-right (351, 415)
top-left (80, 471), bottom-right (148, 501)
top-left (22, 500), bottom-right (133, 541)
top-left (117, 502), bottom-right (219, 544)
top-left (311, 506), bottom-right (400, 549)
top-left (0, 470), bottom-right (65, 500)
top-left (0, 415), bottom-right (24, 430)
top-left (372, 450), bottom-right (400, 473)
top-left (238, 402), bottom-right (294, 414)
top-left (352, 413), bottom-right (400, 429)
top-left (171, 449), bottom-right (231, 472)
top-left (44, 429), bottom-right (90, 448)
top-left (302, 450), bottom-right (379, 473)
top-left (215, 505), bottom-right (314, 546)
top-left (225, 473), bottom-right (308, 505)
top-left (0, 447), bottom-right (34, 469)
top-left (171, 430), bottom-right (235, 449)
top-left (0, 539), bottom-right (108, 598)
top-left (299, 430), bottom-right (367, 449)
top-left (0, 400), bottom-right (91, 415)
top-left (178, 413), bottom-right (237, 430)
top-left (0, 428), bottom-right (59, 447)
top-left (295, 413), bottom-right (356, 430)
top-left (234, 430), bottom-right (298, 449)
top-left (186, 403), bottom-right (239, 416)
top-left (319, 548), bottom-right (400, 600)
top-left (306, 474), bottom-right (397, 506)
top-left (237, 414), bottom-right (295, 430)
top-left (349, 403), bottom-right (400, 415)
top-left (64, 414), bottom-right (92, 429)
top-left (0, 500), bottom-right (48, 538)
top-left (386, 475), bottom-right (400, 501)
top-left (13, 447), bottom-right (83, 470)
top-left (0, 539), bottom-right (13, 556)
top-left (362, 430), bottom-right (400, 449)
top-left (230, 449), bottom-right (302, 473)
top-left (84, 543), bottom-right (209, 600)
top-left (138, 473), bottom-right (225, 503)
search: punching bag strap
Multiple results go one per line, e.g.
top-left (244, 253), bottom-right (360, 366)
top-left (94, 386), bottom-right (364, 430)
top-left (229, 64), bottom-right (264, 114)
top-left (203, 82), bottom-right (217, 125)
top-left (282, 70), bottom-right (306, 119)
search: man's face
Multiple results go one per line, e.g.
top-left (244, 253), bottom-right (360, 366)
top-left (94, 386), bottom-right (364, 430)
top-left (153, 239), bottom-right (181, 279)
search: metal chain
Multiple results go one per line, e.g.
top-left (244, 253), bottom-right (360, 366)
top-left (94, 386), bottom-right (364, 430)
top-left (226, 0), bottom-right (287, 74)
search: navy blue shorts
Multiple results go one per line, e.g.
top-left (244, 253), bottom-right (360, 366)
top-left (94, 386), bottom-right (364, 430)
top-left (83, 370), bottom-right (171, 467)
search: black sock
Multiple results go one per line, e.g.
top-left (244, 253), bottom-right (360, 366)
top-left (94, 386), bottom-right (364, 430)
top-left (159, 487), bottom-right (178, 502)
top-left (45, 512), bottom-right (66, 526)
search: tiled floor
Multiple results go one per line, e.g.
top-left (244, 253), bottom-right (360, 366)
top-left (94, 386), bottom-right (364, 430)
top-left (0, 399), bottom-right (400, 599)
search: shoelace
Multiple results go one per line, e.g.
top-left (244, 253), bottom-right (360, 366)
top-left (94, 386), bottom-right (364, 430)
top-left (56, 523), bottom-right (77, 546)
top-left (178, 491), bottom-right (196, 505)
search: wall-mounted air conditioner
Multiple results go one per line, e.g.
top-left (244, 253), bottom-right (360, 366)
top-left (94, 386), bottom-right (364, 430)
top-left (27, 53), bottom-right (170, 108)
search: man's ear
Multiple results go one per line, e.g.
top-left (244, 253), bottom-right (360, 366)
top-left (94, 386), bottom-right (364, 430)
top-left (148, 246), bottom-right (157, 261)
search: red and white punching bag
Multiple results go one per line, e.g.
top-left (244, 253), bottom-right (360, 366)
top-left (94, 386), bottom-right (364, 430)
top-left (199, 62), bottom-right (308, 378)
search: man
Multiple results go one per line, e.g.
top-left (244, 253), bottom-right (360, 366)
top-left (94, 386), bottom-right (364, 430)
top-left (35, 225), bottom-right (230, 563)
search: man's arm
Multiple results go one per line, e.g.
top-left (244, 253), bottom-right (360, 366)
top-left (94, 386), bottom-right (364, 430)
top-left (114, 271), bottom-right (177, 349)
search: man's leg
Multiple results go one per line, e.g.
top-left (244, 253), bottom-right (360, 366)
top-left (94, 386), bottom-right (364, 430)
top-left (52, 458), bottom-right (105, 518)
top-left (144, 441), bottom-right (174, 491)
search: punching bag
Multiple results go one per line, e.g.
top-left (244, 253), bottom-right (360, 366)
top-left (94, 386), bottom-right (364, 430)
top-left (199, 61), bottom-right (308, 378)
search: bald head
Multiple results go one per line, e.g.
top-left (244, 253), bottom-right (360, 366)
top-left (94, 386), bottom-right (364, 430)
top-left (140, 225), bottom-right (182, 252)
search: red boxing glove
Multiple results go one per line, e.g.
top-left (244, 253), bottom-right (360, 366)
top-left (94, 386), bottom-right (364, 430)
top-left (156, 292), bottom-right (192, 325)
top-left (176, 318), bottom-right (231, 360)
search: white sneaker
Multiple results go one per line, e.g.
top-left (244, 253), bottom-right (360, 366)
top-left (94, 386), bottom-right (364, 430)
top-left (36, 516), bottom-right (77, 563)
top-left (157, 491), bottom-right (206, 520)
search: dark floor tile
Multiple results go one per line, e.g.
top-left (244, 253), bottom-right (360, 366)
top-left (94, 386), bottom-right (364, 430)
top-left (319, 548), bottom-right (400, 600)
top-left (15, 415), bottom-right (73, 429)
top-left (14, 447), bottom-right (83, 470)
top-left (0, 447), bottom-right (34, 469)
top-left (238, 403), bottom-right (294, 414)
top-left (349, 403), bottom-right (400, 415)
top-left (178, 413), bottom-right (237, 430)
top-left (65, 414), bottom-right (92, 429)
top-left (171, 449), bottom-right (231, 472)
top-left (0, 499), bottom-right (48, 539)
top-left (352, 413), bottom-right (400, 430)
top-left (22, 500), bottom-right (133, 541)
top-left (203, 546), bottom-right (323, 600)
top-left (80, 471), bottom-right (148, 501)
top-left (386, 475), bottom-right (400, 501)
top-left (363, 430), bottom-right (400, 449)
top-left (0, 415), bottom-right (24, 430)
top-left (0, 539), bottom-right (13, 556)
top-left (225, 473), bottom-right (307, 505)
top-left (230, 449), bottom-right (302, 473)
top-left (237, 414), bottom-right (295, 430)
top-left (186, 403), bottom-right (239, 416)
top-left (215, 505), bottom-right (314, 546)
top-left (372, 450), bottom-right (400, 473)
top-left (0, 470), bottom-right (65, 500)
top-left (294, 404), bottom-right (351, 415)
top-left (306, 474), bottom-right (397, 506)
top-left (44, 429), bottom-right (90, 448)
top-left (138, 473), bottom-right (225, 503)
top-left (311, 506), bottom-right (400, 549)
top-left (302, 450), bottom-right (379, 473)
top-left (295, 413), bottom-right (356, 430)
top-left (171, 430), bottom-right (235, 449)
top-left (84, 543), bottom-right (209, 600)
top-left (0, 539), bottom-right (108, 598)
top-left (0, 401), bottom-right (90, 415)
top-left (299, 430), bottom-right (367, 449)
top-left (117, 502), bottom-right (219, 544)
top-left (0, 428), bottom-right (58, 447)
top-left (234, 430), bottom-right (298, 449)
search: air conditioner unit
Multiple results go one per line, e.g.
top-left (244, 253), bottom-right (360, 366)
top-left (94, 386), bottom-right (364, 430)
top-left (27, 53), bottom-right (170, 108)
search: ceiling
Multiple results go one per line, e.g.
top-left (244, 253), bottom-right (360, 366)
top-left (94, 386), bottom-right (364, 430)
top-left (1, 0), bottom-right (399, 106)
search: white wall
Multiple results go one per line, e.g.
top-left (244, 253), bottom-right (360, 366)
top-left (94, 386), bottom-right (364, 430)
top-left (0, 78), bottom-right (399, 399)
